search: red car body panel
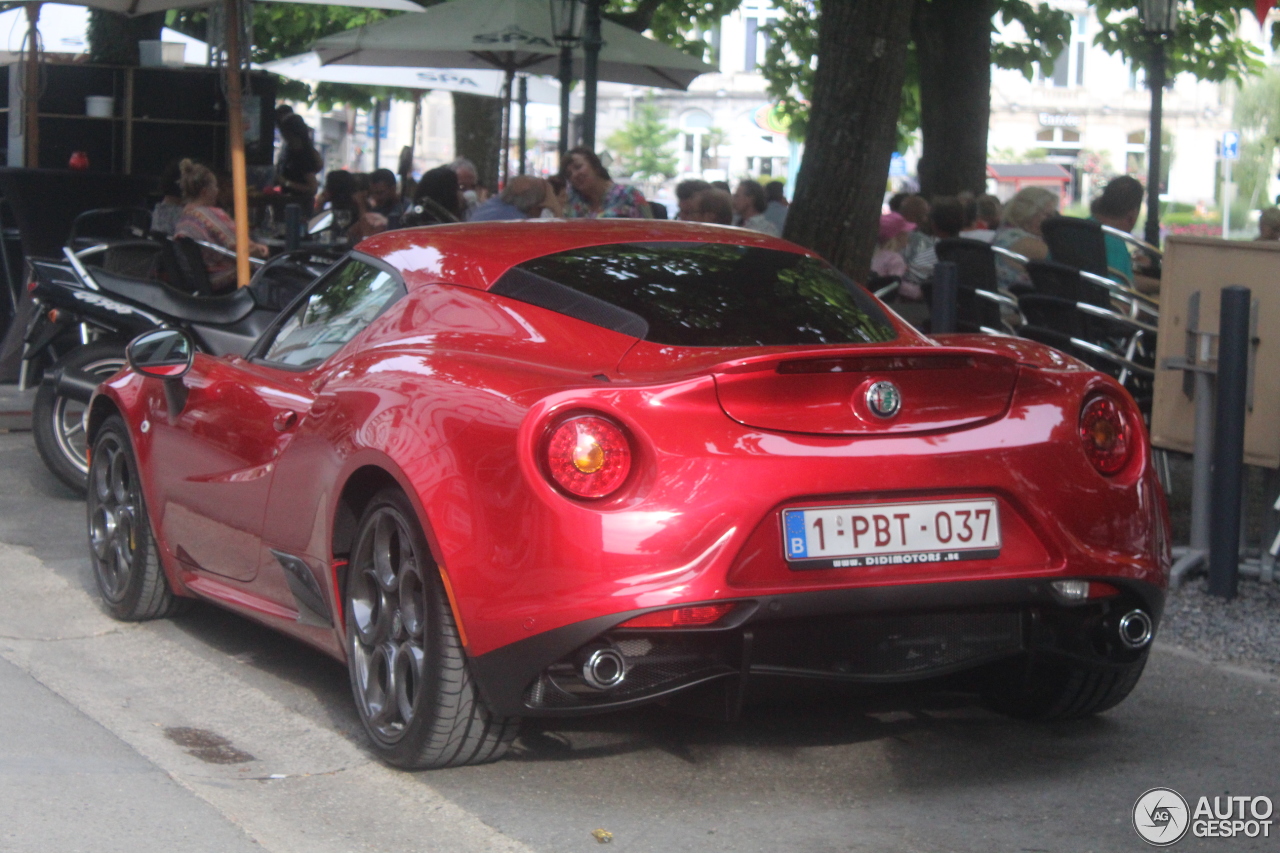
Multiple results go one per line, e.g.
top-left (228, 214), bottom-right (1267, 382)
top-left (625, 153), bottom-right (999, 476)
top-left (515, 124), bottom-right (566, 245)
top-left (90, 221), bottom-right (1170, 715)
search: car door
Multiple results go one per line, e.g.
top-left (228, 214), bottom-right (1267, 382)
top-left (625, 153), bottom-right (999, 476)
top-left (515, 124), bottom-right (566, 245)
top-left (242, 256), bottom-right (408, 613)
top-left (150, 256), bottom-right (404, 587)
top-left (148, 353), bottom-right (310, 582)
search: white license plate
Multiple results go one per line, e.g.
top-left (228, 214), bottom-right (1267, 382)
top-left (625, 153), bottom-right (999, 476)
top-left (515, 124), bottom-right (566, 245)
top-left (782, 498), bottom-right (1001, 569)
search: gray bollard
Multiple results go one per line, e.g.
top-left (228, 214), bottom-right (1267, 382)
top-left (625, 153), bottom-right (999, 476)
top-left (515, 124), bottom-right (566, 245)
top-left (1208, 285), bottom-right (1251, 599)
top-left (284, 203), bottom-right (302, 251)
top-left (931, 261), bottom-right (958, 334)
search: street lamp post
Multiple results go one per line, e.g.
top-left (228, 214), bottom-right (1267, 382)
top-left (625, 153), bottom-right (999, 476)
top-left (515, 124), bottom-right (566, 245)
top-left (581, 0), bottom-right (603, 152)
top-left (1140, 0), bottom-right (1178, 248)
top-left (549, 0), bottom-right (583, 161)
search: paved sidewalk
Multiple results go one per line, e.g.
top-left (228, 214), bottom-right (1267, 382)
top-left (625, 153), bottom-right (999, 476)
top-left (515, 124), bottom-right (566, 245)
top-left (0, 654), bottom-right (264, 853)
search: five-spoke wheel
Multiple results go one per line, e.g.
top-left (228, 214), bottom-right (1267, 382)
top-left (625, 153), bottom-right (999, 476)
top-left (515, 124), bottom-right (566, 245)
top-left (87, 416), bottom-right (185, 620)
top-left (345, 489), bottom-right (517, 768)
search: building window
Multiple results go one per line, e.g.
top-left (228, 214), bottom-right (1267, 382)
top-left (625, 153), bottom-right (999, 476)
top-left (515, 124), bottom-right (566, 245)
top-left (743, 18), bottom-right (771, 72)
top-left (1040, 13), bottom-right (1090, 88)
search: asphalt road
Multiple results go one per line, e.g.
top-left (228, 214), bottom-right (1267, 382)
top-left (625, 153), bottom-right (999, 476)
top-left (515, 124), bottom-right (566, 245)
top-left (1, 430), bottom-right (1277, 853)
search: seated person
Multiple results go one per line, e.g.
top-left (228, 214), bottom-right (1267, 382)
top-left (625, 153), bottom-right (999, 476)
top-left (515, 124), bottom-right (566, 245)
top-left (684, 188), bottom-right (734, 225)
top-left (402, 166), bottom-right (464, 226)
top-left (993, 186), bottom-right (1057, 292)
top-left (469, 176), bottom-right (550, 221)
top-left (1090, 175), bottom-right (1160, 294)
top-left (367, 168), bottom-right (404, 226)
top-left (151, 160), bottom-right (185, 236)
top-left (173, 159), bottom-right (267, 292)
top-left (316, 170), bottom-right (387, 243)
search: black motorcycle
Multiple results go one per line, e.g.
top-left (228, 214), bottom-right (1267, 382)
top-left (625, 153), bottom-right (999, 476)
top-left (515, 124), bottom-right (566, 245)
top-left (22, 238), bottom-right (335, 491)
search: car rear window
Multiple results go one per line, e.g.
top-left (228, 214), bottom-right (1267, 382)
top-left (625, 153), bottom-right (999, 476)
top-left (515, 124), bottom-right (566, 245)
top-left (489, 241), bottom-right (897, 347)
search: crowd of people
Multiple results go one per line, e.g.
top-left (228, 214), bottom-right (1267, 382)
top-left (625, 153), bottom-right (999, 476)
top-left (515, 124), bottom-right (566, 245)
top-left (871, 177), bottom-right (1173, 302)
top-left (152, 108), bottom-right (799, 289)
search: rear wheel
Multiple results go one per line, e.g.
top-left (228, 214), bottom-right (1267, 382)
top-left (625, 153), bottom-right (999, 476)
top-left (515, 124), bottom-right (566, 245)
top-left (87, 416), bottom-right (188, 621)
top-left (33, 341), bottom-right (128, 493)
top-left (981, 652), bottom-right (1148, 721)
top-left (346, 489), bottom-right (518, 769)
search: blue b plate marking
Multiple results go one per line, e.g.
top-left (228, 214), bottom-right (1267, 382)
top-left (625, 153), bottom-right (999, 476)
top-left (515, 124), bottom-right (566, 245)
top-left (784, 509), bottom-right (808, 559)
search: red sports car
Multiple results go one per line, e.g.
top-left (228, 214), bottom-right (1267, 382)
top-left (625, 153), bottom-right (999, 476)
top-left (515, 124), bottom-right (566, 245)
top-left (85, 221), bottom-right (1170, 769)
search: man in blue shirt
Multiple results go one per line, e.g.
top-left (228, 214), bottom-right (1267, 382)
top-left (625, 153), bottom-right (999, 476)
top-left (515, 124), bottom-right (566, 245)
top-left (1091, 176), bottom-right (1160, 294)
top-left (469, 176), bottom-right (551, 221)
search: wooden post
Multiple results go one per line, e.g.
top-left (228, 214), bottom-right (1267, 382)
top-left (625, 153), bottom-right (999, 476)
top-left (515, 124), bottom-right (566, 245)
top-left (223, 0), bottom-right (252, 288)
top-left (24, 3), bottom-right (41, 169)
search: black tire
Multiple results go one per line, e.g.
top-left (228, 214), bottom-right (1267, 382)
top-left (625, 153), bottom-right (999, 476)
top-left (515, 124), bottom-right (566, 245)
top-left (33, 341), bottom-right (128, 494)
top-left (345, 488), bottom-right (518, 769)
top-left (981, 652), bottom-right (1148, 721)
top-left (87, 415), bottom-right (189, 621)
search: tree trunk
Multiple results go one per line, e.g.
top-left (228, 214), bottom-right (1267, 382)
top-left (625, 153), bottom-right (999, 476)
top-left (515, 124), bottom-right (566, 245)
top-left (87, 11), bottom-right (166, 66)
top-left (452, 92), bottom-right (503, 193)
top-left (912, 0), bottom-right (994, 199)
top-left (784, 0), bottom-right (915, 283)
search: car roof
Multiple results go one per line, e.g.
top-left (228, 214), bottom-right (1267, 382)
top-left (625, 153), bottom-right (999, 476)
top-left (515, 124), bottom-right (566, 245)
top-left (353, 219), bottom-right (816, 291)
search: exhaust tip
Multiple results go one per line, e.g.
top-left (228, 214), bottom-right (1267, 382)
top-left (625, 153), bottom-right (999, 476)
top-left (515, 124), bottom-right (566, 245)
top-left (581, 646), bottom-right (627, 690)
top-left (1118, 609), bottom-right (1153, 649)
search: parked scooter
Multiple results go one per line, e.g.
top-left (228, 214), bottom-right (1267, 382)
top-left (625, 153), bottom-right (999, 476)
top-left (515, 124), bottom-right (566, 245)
top-left (22, 233), bottom-right (336, 492)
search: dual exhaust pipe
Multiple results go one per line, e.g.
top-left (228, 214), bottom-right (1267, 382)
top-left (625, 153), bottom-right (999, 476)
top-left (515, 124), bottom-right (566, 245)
top-left (1118, 609), bottom-right (1153, 650)
top-left (580, 645), bottom-right (627, 690)
top-left (576, 609), bottom-right (1155, 689)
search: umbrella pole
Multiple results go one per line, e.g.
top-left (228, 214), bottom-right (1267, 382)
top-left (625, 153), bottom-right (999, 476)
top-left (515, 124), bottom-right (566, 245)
top-left (23, 3), bottom-right (40, 168)
top-left (405, 89), bottom-right (422, 198)
top-left (500, 67), bottom-right (514, 186)
top-left (223, 0), bottom-right (251, 288)
top-left (517, 76), bottom-right (527, 176)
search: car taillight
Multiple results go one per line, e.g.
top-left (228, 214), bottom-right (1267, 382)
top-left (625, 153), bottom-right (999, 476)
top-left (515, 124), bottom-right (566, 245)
top-left (545, 415), bottom-right (632, 499)
top-left (1079, 395), bottom-right (1132, 475)
top-left (616, 603), bottom-right (735, 629)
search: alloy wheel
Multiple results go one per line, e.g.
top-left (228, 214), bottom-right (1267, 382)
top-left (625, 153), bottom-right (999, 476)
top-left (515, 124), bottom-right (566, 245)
top-left (348, 506), bottom-right (429, 746)
top-left (88, 431), bottom-right (141, 602)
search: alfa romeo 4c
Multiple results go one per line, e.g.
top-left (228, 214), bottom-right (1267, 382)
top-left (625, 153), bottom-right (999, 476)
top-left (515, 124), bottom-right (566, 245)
top-left (85, 221), bottom-right (1169, 768)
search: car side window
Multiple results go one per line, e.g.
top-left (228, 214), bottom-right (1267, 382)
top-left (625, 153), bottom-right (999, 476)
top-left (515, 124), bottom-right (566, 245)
top-left (260, 258), bottom-right (405, 368)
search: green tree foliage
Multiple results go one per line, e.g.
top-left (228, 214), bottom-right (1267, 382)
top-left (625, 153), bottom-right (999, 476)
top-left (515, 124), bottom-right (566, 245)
top-left (606, 0), bottom-right (743, 54)
top-left (1092, 0), bottom-right (1264, 83)
top-left (1231, 67), bottom-right (1280, 212)
top-left (761, 0), bottom-right (1069, 148)
top-left (606, 97), bottom-right (680, 179)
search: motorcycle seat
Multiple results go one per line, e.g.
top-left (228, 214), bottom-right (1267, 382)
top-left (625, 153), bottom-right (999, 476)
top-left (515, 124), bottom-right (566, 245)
top-left (89, 268), bottom-right (259, 325)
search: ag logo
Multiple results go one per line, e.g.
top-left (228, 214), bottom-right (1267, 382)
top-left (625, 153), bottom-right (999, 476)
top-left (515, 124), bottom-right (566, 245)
top-left (1133, 787), bottom-right (1190, 846)
top-left (864, 380), bottom-right (901, 418)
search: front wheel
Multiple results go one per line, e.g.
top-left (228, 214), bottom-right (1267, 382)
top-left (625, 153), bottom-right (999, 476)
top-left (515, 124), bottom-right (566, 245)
top-left (87, 415), bottom-right (188, 621)
top-left (345, 489), bottom-right (518, 769)
top-left (33, 341), bottom-right (128, 493)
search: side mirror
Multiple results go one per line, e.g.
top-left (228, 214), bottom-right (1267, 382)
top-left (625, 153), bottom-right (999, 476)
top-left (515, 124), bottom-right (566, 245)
top-left (127, 329), bottom-right (194, 379)
top-left (307, 210), bottom-right (335, 235)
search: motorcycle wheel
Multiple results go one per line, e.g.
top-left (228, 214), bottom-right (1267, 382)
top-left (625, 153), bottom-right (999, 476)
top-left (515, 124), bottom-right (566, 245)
top-left (33, 341), bottom-right (128, 494)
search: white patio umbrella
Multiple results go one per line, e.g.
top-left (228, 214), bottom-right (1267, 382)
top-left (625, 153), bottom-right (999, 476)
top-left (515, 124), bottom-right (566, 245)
top-left (312, 0), bottom-right (713, 90)
top-left (312, 0), bottom-right (712, 183)
top-left (16, 0), bottom-right (423, 287)
top-left (263, 50), bottom-right (565, 103)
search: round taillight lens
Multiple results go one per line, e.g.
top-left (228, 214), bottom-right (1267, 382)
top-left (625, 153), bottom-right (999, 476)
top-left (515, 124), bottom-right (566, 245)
top-left (545, 415), bottom-right (632, 499)
top-left (1079, 396), bottom-right (1132, 474)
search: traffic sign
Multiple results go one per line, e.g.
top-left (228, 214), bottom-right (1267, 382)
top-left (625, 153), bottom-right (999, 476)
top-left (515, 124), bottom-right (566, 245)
top-left (1222, 130), bottom-right (1241, 161)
